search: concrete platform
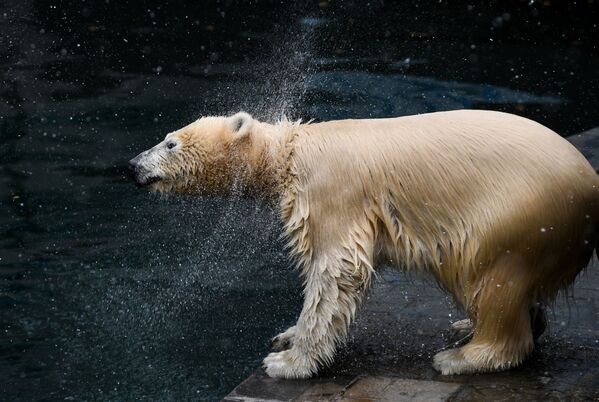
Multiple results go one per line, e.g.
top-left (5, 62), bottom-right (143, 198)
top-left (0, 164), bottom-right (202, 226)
top-left (224, 127), bottom-right (599, 402)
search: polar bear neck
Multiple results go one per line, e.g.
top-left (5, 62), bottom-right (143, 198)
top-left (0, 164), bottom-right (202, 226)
top-left (243, 120), bottom-right (302, 199)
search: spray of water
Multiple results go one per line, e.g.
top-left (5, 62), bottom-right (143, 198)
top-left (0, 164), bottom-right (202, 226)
top-left (236, 14), bottom-right (317, 122)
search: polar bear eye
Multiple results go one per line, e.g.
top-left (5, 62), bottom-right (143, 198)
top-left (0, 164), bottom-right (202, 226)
top-left (166, 141), bottom-right (177, 150)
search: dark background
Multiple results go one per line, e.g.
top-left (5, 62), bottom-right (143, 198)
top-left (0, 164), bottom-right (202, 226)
top-left (3, 0), bottom-right (599, 132)
top-left (1, 1), bottom-right (599, 401)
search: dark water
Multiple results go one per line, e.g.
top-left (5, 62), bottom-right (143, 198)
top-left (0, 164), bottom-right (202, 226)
top-left (1, 1), bottom-right (599, 400)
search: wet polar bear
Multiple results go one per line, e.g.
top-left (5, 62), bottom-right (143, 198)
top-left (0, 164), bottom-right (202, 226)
top-left (129, 109), bottom-right (599, 378)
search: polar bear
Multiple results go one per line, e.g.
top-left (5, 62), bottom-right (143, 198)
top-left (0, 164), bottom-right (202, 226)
top-left (129, 109), bottom-right (599, 379)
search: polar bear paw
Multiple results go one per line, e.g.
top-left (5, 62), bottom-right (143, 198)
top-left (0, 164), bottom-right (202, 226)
top-left (263, 350), bottom-right (313, 379)
top-left (270, 326), bottom-right (296, 352)
top-left (433, 348), bottom-right (477, 375)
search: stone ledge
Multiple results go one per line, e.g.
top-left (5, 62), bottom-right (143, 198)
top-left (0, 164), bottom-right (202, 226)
top-left (224, 371), bottom-right (462, 402)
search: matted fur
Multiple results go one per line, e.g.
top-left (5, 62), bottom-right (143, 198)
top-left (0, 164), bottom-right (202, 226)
top-left (130, 109), bottom-right (599, 378)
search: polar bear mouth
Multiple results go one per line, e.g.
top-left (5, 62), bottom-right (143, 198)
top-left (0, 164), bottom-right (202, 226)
top-left (135, 175), bottom-right (162, 187)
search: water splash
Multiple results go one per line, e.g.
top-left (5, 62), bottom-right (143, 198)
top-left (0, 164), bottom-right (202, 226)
top-left (236, 14), bottom-right (319, 122)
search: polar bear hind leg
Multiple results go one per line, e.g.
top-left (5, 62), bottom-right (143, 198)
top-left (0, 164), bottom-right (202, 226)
top-left (434, 255), bottom-right (535, 375)
top-left (450, 306), bottom-right (545, 342)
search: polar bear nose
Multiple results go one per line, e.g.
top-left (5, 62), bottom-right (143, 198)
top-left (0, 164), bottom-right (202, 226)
top-left (128, 157), bottom-right (139, 171)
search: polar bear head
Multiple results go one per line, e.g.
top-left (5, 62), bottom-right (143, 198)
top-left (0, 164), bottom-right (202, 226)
top-left (128, 112), bottom-right (260, 194)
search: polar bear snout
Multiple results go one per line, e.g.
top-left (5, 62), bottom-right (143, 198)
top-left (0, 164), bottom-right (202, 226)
top-left (128, 152), bottom-right (163, 187)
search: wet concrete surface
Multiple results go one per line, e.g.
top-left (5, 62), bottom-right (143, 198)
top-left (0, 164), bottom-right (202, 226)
top-left (224, 128), bottom-right (599, 401)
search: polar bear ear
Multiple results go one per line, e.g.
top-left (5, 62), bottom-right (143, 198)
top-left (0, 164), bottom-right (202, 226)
top-left (228, 112), bottom-right (254, 139)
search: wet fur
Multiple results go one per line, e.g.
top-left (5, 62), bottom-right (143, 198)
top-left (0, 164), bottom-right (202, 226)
top-left (139, 110), bottom-right (599, 378)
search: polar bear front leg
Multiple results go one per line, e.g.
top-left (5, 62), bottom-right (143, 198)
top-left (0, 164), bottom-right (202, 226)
top-left (264, 255), bottom-right (371, 379)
